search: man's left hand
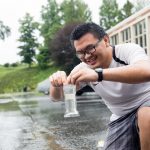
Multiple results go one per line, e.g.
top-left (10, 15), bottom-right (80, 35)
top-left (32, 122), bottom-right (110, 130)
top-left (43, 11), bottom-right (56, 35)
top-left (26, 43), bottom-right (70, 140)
top-left (67, 68), bottom-right (98, 85)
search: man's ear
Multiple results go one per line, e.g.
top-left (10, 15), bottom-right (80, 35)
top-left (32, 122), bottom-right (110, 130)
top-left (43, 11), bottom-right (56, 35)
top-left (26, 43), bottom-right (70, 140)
top-left (103, 35), bottom-right (110, 47)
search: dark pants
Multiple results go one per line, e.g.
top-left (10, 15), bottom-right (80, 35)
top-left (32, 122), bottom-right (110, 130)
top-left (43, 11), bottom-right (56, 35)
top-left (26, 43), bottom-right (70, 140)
top-left (104, 109), bottom-right (140, 150)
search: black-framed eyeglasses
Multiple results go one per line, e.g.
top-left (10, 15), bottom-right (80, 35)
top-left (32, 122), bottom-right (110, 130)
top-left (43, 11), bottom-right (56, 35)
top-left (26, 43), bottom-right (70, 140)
top-left (76, 39), bottom-right (101, 59)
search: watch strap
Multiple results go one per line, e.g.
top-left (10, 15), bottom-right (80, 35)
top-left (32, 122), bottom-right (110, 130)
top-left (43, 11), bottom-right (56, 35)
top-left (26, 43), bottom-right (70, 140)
top-left (95, 68), bottom-right (103, 81)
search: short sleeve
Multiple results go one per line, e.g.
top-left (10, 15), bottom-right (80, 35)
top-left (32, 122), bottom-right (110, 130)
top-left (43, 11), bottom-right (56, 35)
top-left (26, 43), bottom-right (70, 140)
top-left (115, 43), bottom-right (149, 65)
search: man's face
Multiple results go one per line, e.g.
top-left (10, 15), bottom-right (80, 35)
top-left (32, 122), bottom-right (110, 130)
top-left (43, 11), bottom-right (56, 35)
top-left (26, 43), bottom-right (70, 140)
top-left (74, 33), bottom-right (110, 69)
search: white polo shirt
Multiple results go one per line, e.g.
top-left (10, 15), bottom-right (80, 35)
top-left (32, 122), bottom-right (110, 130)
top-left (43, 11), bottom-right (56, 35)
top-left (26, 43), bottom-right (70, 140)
top-left (76, 43), bottom-right (150, 120)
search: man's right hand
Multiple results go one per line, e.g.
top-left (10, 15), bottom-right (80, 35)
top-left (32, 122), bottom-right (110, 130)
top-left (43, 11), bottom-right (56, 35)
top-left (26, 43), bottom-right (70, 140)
top-left (49, 71), bottom-right (67, 101)
top-left (49, 71), bottom-right (67, 87)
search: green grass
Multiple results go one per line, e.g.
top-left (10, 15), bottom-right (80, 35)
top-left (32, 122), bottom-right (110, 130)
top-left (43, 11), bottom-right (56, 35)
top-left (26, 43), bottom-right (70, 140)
top-left (0, 65), bottom-right (58, 93)
top-left (0, 101), bottom-right (20, 111)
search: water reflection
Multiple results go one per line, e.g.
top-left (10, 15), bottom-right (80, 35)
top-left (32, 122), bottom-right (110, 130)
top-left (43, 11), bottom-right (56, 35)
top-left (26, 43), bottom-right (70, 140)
top-left (0, 93), bottom-right (111, 150)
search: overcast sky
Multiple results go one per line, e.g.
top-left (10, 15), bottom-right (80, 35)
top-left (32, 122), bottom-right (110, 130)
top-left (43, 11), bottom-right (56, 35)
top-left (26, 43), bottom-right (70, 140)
top-left (0, 0), bottom-right (127, 65)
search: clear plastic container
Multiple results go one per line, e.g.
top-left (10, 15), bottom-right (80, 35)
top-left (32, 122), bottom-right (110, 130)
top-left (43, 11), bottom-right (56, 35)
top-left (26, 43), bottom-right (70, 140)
top-left (63, 84), bottom-right (80, 118)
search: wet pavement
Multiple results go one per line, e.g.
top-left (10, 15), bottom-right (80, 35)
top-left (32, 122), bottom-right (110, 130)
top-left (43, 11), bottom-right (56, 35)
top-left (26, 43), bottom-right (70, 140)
top-left (0, 92), bottom-right (111, 150)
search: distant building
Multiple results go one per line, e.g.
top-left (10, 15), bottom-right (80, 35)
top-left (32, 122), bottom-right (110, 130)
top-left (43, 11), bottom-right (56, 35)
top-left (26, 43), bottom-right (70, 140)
top-left (107, 6), bottom-right (150, 57)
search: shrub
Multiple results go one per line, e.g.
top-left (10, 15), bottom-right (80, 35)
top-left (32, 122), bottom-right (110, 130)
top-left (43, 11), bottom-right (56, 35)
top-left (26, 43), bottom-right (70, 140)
top-left (11, 63), bottom-right (18, 67)
top-left (4, 63), bottom-right (9, 67)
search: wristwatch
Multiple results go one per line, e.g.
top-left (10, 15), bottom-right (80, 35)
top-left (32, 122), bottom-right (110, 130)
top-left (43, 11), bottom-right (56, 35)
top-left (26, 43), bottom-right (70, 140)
top-left (95, 68), bottom-right (103, 81)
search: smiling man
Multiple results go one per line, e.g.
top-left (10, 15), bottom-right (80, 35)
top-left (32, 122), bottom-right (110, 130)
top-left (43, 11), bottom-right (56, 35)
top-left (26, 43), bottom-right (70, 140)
top-left (49, 22), bottom-right (150, 150)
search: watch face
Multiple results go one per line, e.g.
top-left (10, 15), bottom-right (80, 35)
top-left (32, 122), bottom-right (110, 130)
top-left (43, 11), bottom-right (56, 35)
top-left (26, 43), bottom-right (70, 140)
top-left (95, 68), bottom-right (103, 72)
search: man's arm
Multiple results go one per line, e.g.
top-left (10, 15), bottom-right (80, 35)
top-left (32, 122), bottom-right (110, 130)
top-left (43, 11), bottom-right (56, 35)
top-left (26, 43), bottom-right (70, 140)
top-left (103, 60), bottom-right (150, 84)
top-left (67, 60), bottom-right (150, 84)
top-left (49, 71), bottom-right (67, 101)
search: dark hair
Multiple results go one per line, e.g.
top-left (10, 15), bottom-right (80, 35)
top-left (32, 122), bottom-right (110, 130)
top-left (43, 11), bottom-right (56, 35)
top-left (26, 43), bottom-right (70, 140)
top-left (70, 22), bottom-right (107, 48)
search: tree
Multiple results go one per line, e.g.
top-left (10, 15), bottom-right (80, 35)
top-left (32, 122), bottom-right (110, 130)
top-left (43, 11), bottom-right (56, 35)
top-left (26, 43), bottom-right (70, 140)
top-left (118, 0), bottom-right (134, 21)
top-left (40, 0), bottom-right (61, 45)
top-left (99, 0), bottom-right (121, 30)
top-left (60, 0), bottom-right (92, 24)
top-left (36, 46), bottom-right (50, 69)
top-left (38, 0), bottom-right (92, 69)
top-left (49, 0), bottom-right (92, 73)
top-left (37, 0), bottom-right (62, 69)
top-left (0, 20), bottom-right (11, 40)
top-left (18, 13), bottom-right (39, 67)
top-left (50, 22), bottom-right (81, 74)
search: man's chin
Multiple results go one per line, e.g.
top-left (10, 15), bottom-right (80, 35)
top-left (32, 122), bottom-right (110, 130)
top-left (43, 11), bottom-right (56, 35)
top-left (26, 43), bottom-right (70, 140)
top-left (84, 61), bottom-right (100, 69)
top-left (90, 63), bottom-right (102, 69)
top-left (88, 64), bottom-right (97, 69)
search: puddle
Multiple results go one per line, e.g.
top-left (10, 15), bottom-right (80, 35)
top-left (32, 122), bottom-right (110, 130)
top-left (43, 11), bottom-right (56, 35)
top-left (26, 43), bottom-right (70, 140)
top-left (0, 93), bottom-right (111, 149)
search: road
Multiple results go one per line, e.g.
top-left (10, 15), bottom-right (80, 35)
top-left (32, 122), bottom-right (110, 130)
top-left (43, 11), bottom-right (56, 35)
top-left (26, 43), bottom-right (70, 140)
top-left (0, 92), bottom-right (111, 150)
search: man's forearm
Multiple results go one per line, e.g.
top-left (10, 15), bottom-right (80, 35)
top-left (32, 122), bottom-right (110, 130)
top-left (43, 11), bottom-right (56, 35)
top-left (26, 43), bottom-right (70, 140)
top-left (103, 62), bottom-right (150, 84)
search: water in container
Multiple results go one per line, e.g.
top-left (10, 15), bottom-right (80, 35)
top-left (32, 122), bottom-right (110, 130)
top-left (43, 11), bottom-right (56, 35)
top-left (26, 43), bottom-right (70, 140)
top-left (63, 84), bottom-right (80, 118)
